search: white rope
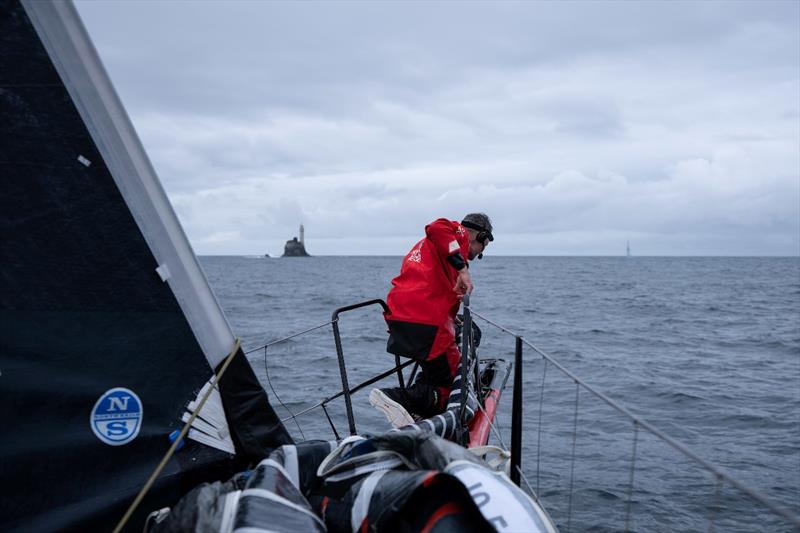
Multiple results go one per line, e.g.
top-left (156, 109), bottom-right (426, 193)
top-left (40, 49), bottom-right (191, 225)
top-left (469, 445), bottom-right (512, 473)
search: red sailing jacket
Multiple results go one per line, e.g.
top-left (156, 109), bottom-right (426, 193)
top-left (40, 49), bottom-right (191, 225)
top-left (385, 218), bottom-right (470, 360)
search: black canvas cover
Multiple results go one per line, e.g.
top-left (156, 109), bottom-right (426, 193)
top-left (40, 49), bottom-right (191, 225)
top-left (0, 1), bottom-right (289, 530)
top-left (155, 431), bottom-right (555, 532)
top-left (149, 441), bottom-right (334, 532)
top-left (318, 432), bottom-right (555, 532)
top-left (321, 469), bottom-right (491, 532)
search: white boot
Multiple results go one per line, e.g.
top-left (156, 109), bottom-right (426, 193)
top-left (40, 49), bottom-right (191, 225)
top-left (369, 388), bottom-right (415, 428)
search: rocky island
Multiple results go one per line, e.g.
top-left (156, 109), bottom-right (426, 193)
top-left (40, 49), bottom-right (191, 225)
top-left (282, 224), bottom-right (310, 257)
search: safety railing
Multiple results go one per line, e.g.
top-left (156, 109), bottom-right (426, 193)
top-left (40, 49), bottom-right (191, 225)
top-left (331, 298), bottom-right (397, 436)
top-left (243, 300), bottom-right (415, 440)
top-left (244, 296), bottom-right (493, 444)
top-left (470, 309), bottom-right (800, 533)
top-left (243, 301), bottom-right (799, 532)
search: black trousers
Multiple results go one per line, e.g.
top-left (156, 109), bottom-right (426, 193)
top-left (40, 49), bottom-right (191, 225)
top-left (413, 353), bottom-right (453, 389)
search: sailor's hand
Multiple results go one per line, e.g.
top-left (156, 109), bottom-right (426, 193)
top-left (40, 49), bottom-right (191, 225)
top-left (453, 268), bottom-right (473, 297)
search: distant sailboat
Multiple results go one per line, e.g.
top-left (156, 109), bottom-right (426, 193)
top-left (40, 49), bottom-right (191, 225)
top-left (626, 240), bottom-right (631, 257)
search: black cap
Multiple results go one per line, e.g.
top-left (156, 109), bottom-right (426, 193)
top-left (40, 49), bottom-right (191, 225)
top-left (461, 213), bottom-right (494, 242)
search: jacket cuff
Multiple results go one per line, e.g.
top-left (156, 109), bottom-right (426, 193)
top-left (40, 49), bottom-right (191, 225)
top-left (447, 252), bottom-right (467, 271)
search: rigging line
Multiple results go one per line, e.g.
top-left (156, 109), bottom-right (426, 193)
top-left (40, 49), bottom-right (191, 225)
top-left (243, 320), bottom-right (334, 354)
top-left (321, 403), bottom-right (341, 441)
top-left (280, 359), bottom-right (417, 423)
top-left (485, 387), bottom-right (506, 446)
top-left (282, 401), bottom-right (323, 421)
top-left (624, 422), bottom-right (640, 533)
top-left (522, 334), bottom-right (800, 527)
top-left (470, 310), bottom-right (519, 337)
top-left (515, 464), bottom-right (544, 504)
top-left (469, 381), bottom-right (509, 452)
top-left (263, 345), bottom-right (306, 441)
top-left (473, 309), bottom-right (800, 527)
top-left (536, 358), bottom-right (548, 496)
top-left (566, 382), bottom-right (580, 533)
top-left (707, 474), bottom-right (724, 533)
top-left (113, 338), bottom-right (242, 533)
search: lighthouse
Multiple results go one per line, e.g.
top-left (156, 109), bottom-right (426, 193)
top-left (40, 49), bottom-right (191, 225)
top-left (282, 223), bottom-right (310, 257)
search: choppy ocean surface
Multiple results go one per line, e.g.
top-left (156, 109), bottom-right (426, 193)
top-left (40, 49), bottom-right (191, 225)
top-left (200, 255), bottom-right (799, 532)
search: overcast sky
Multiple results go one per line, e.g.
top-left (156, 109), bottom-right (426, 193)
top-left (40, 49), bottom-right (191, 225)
top-left (74, 1), bottom-right (799, 256)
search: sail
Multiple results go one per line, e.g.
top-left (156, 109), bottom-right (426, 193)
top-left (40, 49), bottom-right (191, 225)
top-left (0, 0), bottom-right (291, 530)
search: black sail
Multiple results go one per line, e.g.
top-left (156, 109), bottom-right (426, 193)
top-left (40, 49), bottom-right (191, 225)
top-left (0, 1), bottom-right (291, 530)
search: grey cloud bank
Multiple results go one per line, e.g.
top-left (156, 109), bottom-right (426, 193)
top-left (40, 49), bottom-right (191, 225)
top-left (75, 0), bottom-right (799, 256)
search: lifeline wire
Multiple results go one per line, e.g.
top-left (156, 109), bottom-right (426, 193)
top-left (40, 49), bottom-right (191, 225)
top-left (246, 320), bottom-right (335, 441)
top-left (469, 355), bottom-right (545, 505)
top-left (707, 474), bottom-right (724, 533)
top-left (244, 320), bottom-right (334, 355)
top-left (566, 382), bottom-right (580, 533)
top-left (462, 335), bottom-right (513, 474)
top-left (263, 345), bottom-right (306, 441)
top-left (516, 464), bottom-right (544, 504)
top-left (470, 379), bottom-right (509, 451)
top-left (471, 309), bottom-right (800, 529)
top-left (536, 359), bottom-right (548, 496)
top-left (113, 337), bottom-right (242, 533)
top-left (623, 422), bottom-right (639, 532)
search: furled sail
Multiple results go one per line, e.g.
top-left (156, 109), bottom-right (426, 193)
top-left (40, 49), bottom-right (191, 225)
top-left (0, 0), bottom-right (291, 530)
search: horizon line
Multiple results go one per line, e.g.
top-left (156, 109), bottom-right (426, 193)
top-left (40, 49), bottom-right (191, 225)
top-left (197, 254), bottom-right (800, 258)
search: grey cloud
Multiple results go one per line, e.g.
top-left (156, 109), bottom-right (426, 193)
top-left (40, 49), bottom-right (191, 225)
top-left (73, 0), bottom-right (799, 255)
top-left (77, 1), bottom-right (799, 119)
top-left (546, 98), bottom-right (625, 138)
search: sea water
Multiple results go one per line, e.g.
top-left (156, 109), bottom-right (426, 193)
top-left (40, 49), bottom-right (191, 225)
top-left (200, 255), bottom-right (799, 532)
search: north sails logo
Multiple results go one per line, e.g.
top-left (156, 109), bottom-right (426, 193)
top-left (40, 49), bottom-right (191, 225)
top-left (90, 387), bottom-right (143, 446)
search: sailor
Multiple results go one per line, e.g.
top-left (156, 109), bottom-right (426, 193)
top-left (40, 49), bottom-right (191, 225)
top-left (370, 213), bottom-right (493, 427)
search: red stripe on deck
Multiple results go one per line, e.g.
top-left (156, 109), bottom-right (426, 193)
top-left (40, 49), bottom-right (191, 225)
top-left (468, 388), bottom-right (500, 448)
